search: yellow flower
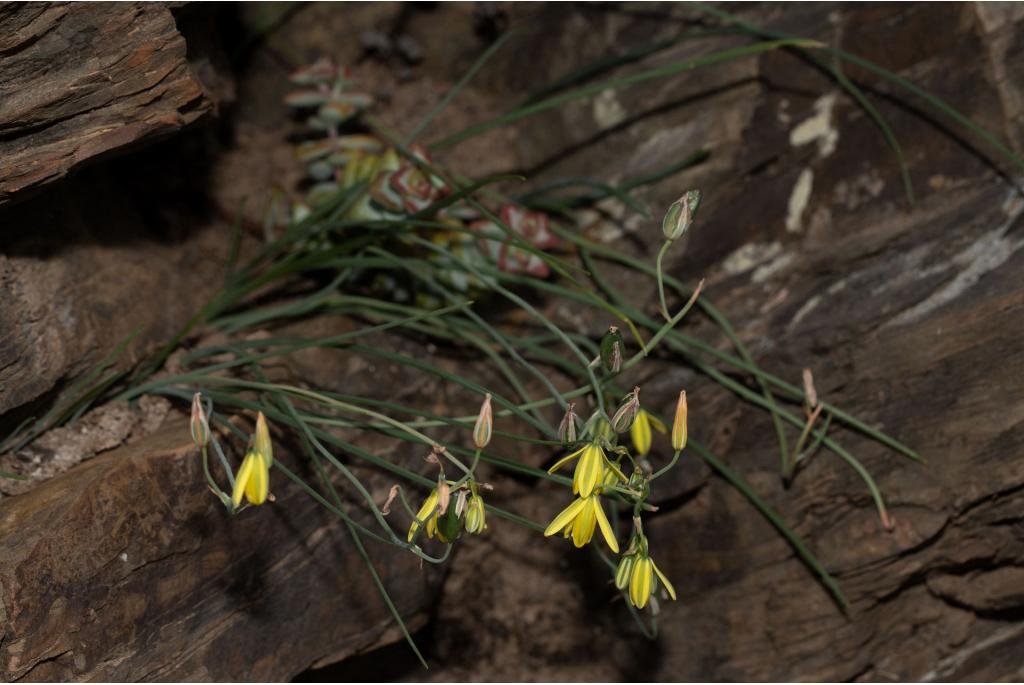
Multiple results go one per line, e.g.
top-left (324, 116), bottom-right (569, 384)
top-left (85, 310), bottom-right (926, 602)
top-left (628, 554), bottom-right (677, 609)
top-left (543, 491), bottom-right (619, 553)
top-left (549, 441), bottom-right (625, 497)
top-left (407, 489), bottom-right (441, 542)
top-left (630, 409), bottom-right (667, 457)
top-left (232, 450), bottom-right (270, 507)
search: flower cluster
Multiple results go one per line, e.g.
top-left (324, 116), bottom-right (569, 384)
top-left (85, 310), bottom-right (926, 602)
top-left (407, 394), bottom-right (492, 546)
top-left (543, 384), bottom-right (689, 610)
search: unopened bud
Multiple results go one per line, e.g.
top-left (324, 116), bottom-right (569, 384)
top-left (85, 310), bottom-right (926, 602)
top-left (662, 189), bottom-right (701, 241)
top-left (615, 554), bottom-right (636, 590)
top-left (612, 388), bottom-right (641, 433)
top-left (671, 390), bottom-right (688, 451)
top-left (558, 403), bottom-right (580, 445)
top-left (465, 495), bottom-right (486, 534)
top-left (473, 393), bottom-right (493, 448)
top-left (600, 326), bottom-right (624, 374)
top-left (253, 411), bottom-right (273, 467)
top-left (190, 393), bottom-right (210, 448)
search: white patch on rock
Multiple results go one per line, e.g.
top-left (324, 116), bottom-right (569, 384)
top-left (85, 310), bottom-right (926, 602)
top-left (753, 253), bottom-right (795, 283)
top-left (722, 241), bottom-right (783, 276)
top-left (889, 185), bottom-right (1024, 327)
top-left (792, 294), bottom-right (822, 327)
top-left (786, 168), bottom-right (814, 233)
top-left (790, 92), bottom-right (839, 158)
top-left (593, 89), bottom-right (627, 129)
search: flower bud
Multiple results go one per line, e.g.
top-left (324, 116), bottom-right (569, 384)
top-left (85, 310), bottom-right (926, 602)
top-left (662, 189), bottom-right (701, 241)
top-left (465, 495), bottom-right (486, 534)
top-left (253, 411), bottom-right (273, 467)
top-left (190, 393), bottom-right (209, 448)
top-left (558, 403), bottom-right (580, 445)
top-left (671, 390), bottom-right (688, 451)
top-left (615, 554), bottom-right (636, 590)
top-left (473, 393), bottom-right (493, 449)
top-left (600, 326), bottom-right (624, 374)
top-left (611, 388), bottom-right (641, 434)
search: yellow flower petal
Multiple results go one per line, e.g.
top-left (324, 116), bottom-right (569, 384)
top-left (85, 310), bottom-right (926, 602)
top-left (548, 444), bottom-right (587, 475)
top-left (244, 453), bottom-right (269, 505)
top-left (408, 490), bottom-right (439, 542)
top-left (652, 559), bottom-right (677, 601)
top-left (593, 497), bottom-right (619, 553)
top-left (649, 413), bottom-right (668, 434)
top-left (544, 496), bottom-right (587, 537)
top-left (630, 557), bottom-right (652, 609)
top-left (254, 412), bottom-right (273, 467)
top-left (572, 498), bottom-right (596, 548)
top-left (631, 411), bottom-right (652, 456)
top-left (232, 452), bottom-right (255, 508)
top-left (574, 443), bottom-right (602, 497)
top-left (603, 457), bottom-right (628, 485)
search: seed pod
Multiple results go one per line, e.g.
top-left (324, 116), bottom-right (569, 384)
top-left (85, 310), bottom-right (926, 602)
top-left (662, 189), bottom-right (701, 241)
top-left (190, 393), bottom-right (209, 448)
top-left (615, 554), bottom-right (636, 590)
top-left (473, 393), bottom-right (493, 449)
top-left (600, 326), bottom-right (624, 374)
top-left (436, 503), bottom-right (464, 543)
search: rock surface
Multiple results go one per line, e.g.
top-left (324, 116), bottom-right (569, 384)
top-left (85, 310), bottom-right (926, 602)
top-left (0, 418), bottom-right (442, 681)
top-left (3, 2), bottom-right (1024, 682)
top-left (0, 3), bottom-right (211, 206)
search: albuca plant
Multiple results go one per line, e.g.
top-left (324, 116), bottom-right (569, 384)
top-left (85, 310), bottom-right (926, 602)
top-left (6, 7), bottom-right (1024, 666)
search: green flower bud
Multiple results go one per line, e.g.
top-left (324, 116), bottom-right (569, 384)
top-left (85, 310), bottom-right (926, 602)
top-left (558, 403), bottom-right (580, 445)
top-left (615, 554), bottom-right (636, 590)
top-left (662, 189), bottom-right (701, 241)
top-left (600, 326), bottom-right (624, 374)
top-left (611, 388), bottom-right (640, 433)
top-left (465, 495), bottom-right (486, 534)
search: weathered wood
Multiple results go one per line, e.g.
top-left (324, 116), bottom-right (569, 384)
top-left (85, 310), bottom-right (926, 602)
top-left (0, 2), bottom-right (210, 206)
top-left (0, 418), bottom-right (442, 681)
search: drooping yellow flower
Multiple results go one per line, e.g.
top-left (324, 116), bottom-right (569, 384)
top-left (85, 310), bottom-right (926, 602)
top-left (628, 554), bottom-right (677, 609)
top-left (543, 492), bottom-right (619, 552)
top-left (630, 409), bottom-right (667, 457)
top-left (232, 450), bottom-right (270, 507)
top-left (408, 489), bottom-right (441, 542)
top-left (549, 441), bottom-right (625, 497)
